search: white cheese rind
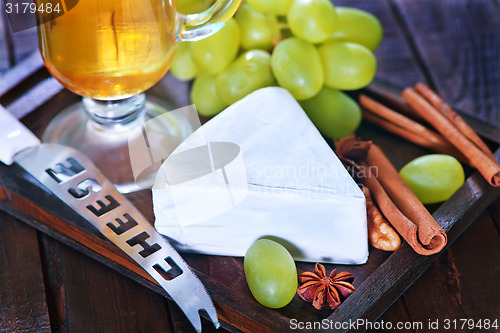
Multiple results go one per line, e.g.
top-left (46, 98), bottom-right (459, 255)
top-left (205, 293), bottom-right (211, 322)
top-left (153, 87), bottom-right (368, 264)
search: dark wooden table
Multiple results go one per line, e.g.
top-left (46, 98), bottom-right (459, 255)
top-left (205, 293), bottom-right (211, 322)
top-left (1, 1), bottom-right (500, 332)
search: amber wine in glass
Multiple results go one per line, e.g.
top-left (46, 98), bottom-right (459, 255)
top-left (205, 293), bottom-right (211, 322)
top-left (39, 0), bottom-right (176, 100)
top-left (36, 0), bottom-right (241, 192)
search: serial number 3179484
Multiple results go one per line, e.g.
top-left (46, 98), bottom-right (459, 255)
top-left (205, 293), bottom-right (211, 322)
top-left (5, 1), bottom-right (61, 14)
top-left (443, 319), bottom-right (498, 330)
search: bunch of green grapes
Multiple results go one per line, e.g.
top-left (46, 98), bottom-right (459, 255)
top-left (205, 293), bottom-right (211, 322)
top-left (171, 0), bottom-right (383, 140)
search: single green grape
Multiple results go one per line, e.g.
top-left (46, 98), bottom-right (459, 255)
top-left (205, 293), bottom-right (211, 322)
top-left (235, 2), bottom-right (280, 51)
top-left (216, 50), bottom-right (275, 105)
top-left (319, 41), bottom-right (377, 90)
top-left (170, 42), bottom-right (198, 81)
top-left (399, 154), bottom-right (465, 204)
top-left (300, 86), bottom-right (361, 139)
top-left (177, 0), bottom-right (213, 15)
top-left (271, 37), bottom-right (324, 100)
top-left (329, 7), bottom-right (383, 51)
top-left (246, 0), bottom-right (293, 15)
top-left (287, 0), bottom-right (337, 44)
top-left (244, 239), bottom-right (297, 309)
top-left (190, 18), bottom-right (241, 74)
top-left (191, 73), bottom-right (228, 117)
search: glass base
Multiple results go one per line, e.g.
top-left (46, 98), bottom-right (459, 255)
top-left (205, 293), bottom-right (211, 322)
top-left (42, 98), bottom-right (193, 193)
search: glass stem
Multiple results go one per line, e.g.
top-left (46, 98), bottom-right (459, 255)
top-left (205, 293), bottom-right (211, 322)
top-left (83, 93), bottom-right (146, 130)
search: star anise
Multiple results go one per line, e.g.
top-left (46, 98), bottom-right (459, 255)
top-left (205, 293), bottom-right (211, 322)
top-left (297, 263), bottom-right (355, 310)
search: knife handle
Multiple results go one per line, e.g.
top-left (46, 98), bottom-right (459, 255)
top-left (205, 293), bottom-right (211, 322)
top-left (0, 105), bottom-right (41, 165)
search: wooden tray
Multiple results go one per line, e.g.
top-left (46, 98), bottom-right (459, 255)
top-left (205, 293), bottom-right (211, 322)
top-left (1, 53), bottom-right (499, 333)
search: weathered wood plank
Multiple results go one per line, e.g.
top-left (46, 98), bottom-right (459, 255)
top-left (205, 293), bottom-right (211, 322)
top-left (0, 212), bottom-right (51, 333)
top-left (392, 211), bottom-right (500, 329)
top-left (57, 241), bottom-right (173, 332)
top-left (0, 183), bottom-right (291, 333)
top-left (388, 1), bottom-right (500, 328)
top-left (0, 51), bottom-right (45, 97)
top-left (401, 249), bottom-right (468, 327)
top-left (367, 179), bottom-right (500, 332)
top-left (168, 301), bottom-right (224, 333)
top-left (38, 235), bottom-right (69, 332)
top-left (394, 0), bottom-right (500, 127)
top-left (362, 2), bottom-right (500, 327)
top-left (0, 1), bottom-right (499, 332)
top-left (0, 164), bottom-right (292, 333)
top-left (0, 4), bottom-right (12, 73)
top-left (39, 215), bottom-right (176, 332)
top-left (366, 299), bottom-right (416, 333)
top-left (6, 76), bottom-right (64, 119)
top-left (316, 147), bottom-right (500, 332)
top-left (489, 197), bottom-right (500, 232)
top-left (452, 212), bottom-right (500, 320)
top-left (8, 27), bottom-right (38, 65)
top-left (2, 143), bottom-right (499, 333)
top-left (0, 0), bottom-right (38, 72)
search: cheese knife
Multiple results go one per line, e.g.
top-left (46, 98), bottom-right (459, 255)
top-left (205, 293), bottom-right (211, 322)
top-left (0, 105), bottom-right (219, 332)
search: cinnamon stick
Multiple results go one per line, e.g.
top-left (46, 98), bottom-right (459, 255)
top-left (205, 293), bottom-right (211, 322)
top-left (402, 87), bottom-right (500, 187)
top-left (365, 144), bottom-right (447, 254)
top-left (414, 82), bottom-right (495, 161)
top-left (336, 136), bottom-right (447, 255)
top-left (360, 94), bottom-right (445, 145)
top-left (360, 94), bottom-right (469, 165)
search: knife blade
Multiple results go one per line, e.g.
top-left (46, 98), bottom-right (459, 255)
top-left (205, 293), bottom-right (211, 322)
top-left (0, 105), bottom-right (219, 332)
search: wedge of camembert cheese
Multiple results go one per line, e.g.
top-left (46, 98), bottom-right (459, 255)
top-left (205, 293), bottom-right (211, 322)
top-left (152, 87), bottom-right (368, 264)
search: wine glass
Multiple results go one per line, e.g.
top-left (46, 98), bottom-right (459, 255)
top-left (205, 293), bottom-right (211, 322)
top-left (35, 0), bottom-right (241, 193)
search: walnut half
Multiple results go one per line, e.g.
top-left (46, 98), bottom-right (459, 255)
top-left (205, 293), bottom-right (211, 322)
top-left (362, 186), bottom-right (401, 251)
